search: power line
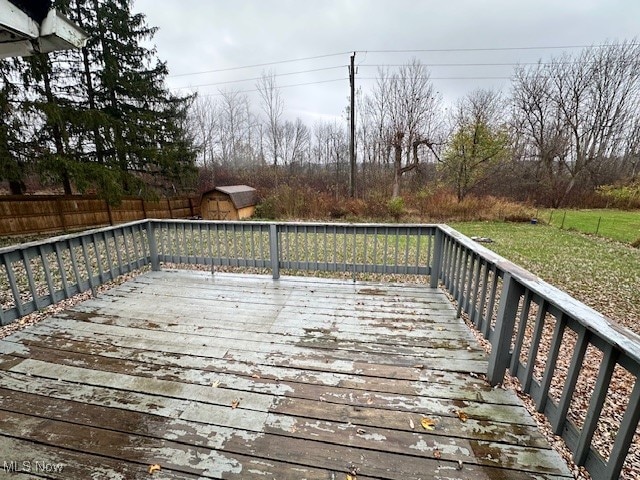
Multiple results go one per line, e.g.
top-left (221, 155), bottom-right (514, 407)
top-left (168, 51), bottom-right (350, 78)
top-left (170, 65), bottom-right (346, 90)
top-left (358, 76), bottom-right (512, 81)
top-left (359, 61), bottom-right (593, 68)
top-left (357, 43), bottom-right (637, 54)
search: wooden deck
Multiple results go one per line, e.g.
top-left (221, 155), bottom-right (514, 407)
top-left (0, 270), bottom-right (572, 479)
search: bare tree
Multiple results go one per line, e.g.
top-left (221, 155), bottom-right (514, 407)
top-left (257, 70), bottom-right (284, 168)
top-left (511, 40), bottom-right (640, 205)
top-left (188, 95), bottom-right (219, 169)
top-left (281, 118), bottom-right (310, 167)
top-left (368, 59), bottom-right (442, 197)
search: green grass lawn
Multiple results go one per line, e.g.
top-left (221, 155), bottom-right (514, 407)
top-left (538, 208), bottom-right (640, 244)
top-left (452, 221), bottom-right (640, 335)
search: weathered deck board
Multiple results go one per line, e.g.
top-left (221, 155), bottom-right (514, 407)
top-left (0, 270), bottom-right (572, 479)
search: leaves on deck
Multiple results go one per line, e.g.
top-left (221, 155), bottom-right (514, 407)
top-left (420, 417), bottom-right (436, 430)
top-left (409, 417), bottom-right (415, 429)
top-left (147, 464), bottom-right (161, 475)
top-left (456, 410), bottom-right (469, 422)
top-left (433, 448), bottom-right (442, 459)
top-left (231, 399), bottom-right (240, 409)
top-left (211, 380), bottom-right (220, 388)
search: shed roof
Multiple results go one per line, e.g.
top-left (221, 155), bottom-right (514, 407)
top-left (205, 185), bottom-right (257, 209)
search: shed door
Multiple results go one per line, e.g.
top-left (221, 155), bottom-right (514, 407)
top-left (215, 200), bottom-right (232, 220)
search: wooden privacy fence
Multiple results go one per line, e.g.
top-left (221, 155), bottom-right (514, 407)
top-left (0, 195), bottom-right (200, 237)
top-left (0, 219), bottom-right (639, 479)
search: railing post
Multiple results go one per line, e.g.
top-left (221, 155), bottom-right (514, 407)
top-left (487, 272), bottom-right (524, 386)
top-left (429, 227), bottom-right (444, 288)
top-left (269, 223), bottom-right (280, 280)
top-left (147, 221), bottom-right (160, 271)
top-left (604, 376), bottom-right (640, 480)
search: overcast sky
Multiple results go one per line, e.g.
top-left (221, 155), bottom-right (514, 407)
top-left (134, 0), bottom-right (639, 124)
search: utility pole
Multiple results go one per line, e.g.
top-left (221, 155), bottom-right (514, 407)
top-left (349, 51), bottom-right (356, 198)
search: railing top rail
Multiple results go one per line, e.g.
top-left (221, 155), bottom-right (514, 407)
top-left (152, 218), bottom-right (441, 229)
top-left (0, 219), bottom-right (149, 255)
top-left (439, 224), bottom-right (640, 365)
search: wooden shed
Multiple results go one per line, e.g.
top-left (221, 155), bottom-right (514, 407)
top-left (200, 185), bottom-right (258, 220)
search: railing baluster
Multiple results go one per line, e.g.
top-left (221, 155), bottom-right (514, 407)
top-left (523, 299), bottom-right (548, 393)
top-left (54, 242), bottom-right (71, 298)
top-left (552, 325), bottom-right (589, 435)
top-left (403, 229), bottom-right (409, 273)
top-left (80, 236), bottom-right (96, 296)
top-left (415, 228), bottom-right (422, 275)
top-left (474, 260), bottom-right (489, 329)
top-left (38, 245), bottom-right (56, 305)
top-left (233, 224), bottom-right (239, 265)
top-left (604, 375), bottom-right (640, 480)
top-left (510, 292), bottom-right (534, 376)
top-left (21, 249), bottom-right (40, 310)
top-left (92, 233), bottom-right (105, 282)
top-left (462, 252), bottom-right (476, 316)
top-left (102, 231), bottom-right (115, 280)
top-left (467, 254), bottom-right (481, 319)
top-left (68, 238), bottom-right (83, 292)
top-left (482, 266), bottom-right (499, 339)
top-left (372, 227), bottom-right (379, 274)
top-left (121, 228), bottom-right (132, 270)
top-left (537, 312), bottom-right (567, 412)
top-left (3, 253), bottom-right (24, 317)
top-left (574, 344), bottom-right (619, 466)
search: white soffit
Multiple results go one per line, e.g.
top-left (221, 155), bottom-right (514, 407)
top-left (0, 0), bottom-right (88, 59)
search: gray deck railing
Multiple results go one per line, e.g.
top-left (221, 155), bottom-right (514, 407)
top-left (1, 219), bottom-right (638, 480)
top-left (0, 221), bottom-right (150, 325)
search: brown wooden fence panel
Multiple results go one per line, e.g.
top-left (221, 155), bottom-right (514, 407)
top-left (0, 195), bottom-right (200, 237)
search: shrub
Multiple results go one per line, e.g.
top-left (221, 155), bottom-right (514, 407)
top-left (386, 197), bottom-right (406, 220)
top-left (254, 197), bottom-right (277, 219)
top-left (597, 181), bottom-right (640, 209)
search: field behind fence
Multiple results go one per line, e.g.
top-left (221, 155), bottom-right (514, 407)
top-left (542, 208), bottom-right (640, 244)
top-left (0, 195), bottom-right (200, 237)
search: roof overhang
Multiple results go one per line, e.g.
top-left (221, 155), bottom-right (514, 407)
top-left (0, 0), bottom-right (88, 59)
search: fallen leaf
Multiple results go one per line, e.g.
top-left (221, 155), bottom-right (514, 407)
top-left (456, 460), bottom-right (463, 470)
top-left (456, 410), bottom-right (469, 422)
top-left (346, 476), bottom-right (355, 480)
top-left (421, 417), bottom-right (436, 430)
top-left (148, 464), bottom-right (161, 475)
top-left (211, 380), bottom-right (220, 388)
top-left (356, 428), bottom-right (366, 435)
top-left (251, 373), bottom-right (261, 379)
top-left (433, 449), bottom-right (442, 459)
top-left (409, 417), bottom-right (415, 429)
top-left (366, 397), bottom-right (373, 405)
top-left (231, 399), bottom-right (240, 409)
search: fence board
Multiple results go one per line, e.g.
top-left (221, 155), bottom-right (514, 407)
top-left (0, 195), bottom-right (200, 237)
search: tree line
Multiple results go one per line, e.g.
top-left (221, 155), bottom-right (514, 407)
top-left (191, 40), bottom-right (640, 207)
top-left (0, 0), bottom-right (196, 201)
